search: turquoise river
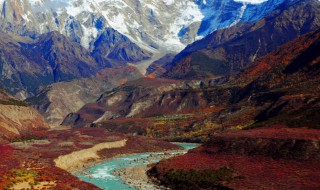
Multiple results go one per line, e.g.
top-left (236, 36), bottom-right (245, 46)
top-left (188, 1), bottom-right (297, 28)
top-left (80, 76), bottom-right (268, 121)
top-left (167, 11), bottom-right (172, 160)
top-left (76, 143), bottom-right (199, 190)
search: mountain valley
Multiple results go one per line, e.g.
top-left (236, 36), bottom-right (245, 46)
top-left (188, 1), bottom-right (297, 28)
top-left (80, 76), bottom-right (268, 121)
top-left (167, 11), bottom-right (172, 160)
top-left (0, 0), bottom-right (319, 189)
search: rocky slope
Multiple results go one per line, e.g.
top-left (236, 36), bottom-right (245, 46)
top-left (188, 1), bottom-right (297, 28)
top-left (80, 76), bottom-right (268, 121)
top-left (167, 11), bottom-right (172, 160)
top-left (27, 66), bottom-right (143, 127)
top-left (26, 32), bottom-right (102, 81)
top-left (61, 78), bottom-right (207, 127)
top-left (146, 53), bottom-right (176, 78)
top-left (164, 0), bottom-right (320, 79)
top-left (0, 89), bottom-right (49, 143)
top-left (26, 78), bottom-right (111, 127)
top-left (92, 27), bottom-right (153, 67)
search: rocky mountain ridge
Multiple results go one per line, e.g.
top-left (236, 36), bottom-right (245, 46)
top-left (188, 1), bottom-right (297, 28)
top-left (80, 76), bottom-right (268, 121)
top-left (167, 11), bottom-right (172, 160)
top-left (0, 27), bottom-right (150, 98)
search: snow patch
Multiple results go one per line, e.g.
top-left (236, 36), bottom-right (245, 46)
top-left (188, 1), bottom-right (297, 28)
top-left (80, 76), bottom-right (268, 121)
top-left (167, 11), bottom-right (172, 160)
top-left (233, 0), bottom-right (268, 4)
top-left (81, 25), bottom-right (98, 50)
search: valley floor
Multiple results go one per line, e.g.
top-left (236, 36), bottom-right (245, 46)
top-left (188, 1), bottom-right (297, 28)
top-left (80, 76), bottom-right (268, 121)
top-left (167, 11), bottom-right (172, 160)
top-left (0, 127), bottom-right (180, 190)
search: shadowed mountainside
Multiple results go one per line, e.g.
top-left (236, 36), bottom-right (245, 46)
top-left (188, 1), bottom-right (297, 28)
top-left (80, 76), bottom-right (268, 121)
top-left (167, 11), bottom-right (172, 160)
top-left (163, 0), bottom-right (320, 79)
top-left (92, 27), bottom-right (153, 67)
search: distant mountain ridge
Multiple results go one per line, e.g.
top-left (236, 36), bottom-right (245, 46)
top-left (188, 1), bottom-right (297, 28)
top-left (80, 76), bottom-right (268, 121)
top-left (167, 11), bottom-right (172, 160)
top-left (0, 27), bottom-right (151, 98)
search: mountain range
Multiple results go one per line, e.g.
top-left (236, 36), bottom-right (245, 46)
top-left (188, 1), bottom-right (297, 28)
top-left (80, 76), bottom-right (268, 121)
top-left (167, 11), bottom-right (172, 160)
top-left (60, 0), bottom-right (320, 134)
top-left (0, 0), bottom-right (320, 189)
top-left (0, 0), bottom-right (290, 52)
top-left (0, 0), bottom-right (318, 144)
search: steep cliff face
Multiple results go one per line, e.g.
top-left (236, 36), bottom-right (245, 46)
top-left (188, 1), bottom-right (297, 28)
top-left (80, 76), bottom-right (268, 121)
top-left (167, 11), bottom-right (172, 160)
top-left (0, 89), bottom-right (49, 142)
top-left (165, 0), bottom-right (320, 79)
top-left (0, 33), bottom-right (50, 98)
top-left (0, 0), bottom-right (37, 36)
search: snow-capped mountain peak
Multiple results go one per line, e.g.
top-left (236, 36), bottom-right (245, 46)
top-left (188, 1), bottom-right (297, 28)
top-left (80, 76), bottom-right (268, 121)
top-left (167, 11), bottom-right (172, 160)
top-left (0, 0), bottom-right (292, 53)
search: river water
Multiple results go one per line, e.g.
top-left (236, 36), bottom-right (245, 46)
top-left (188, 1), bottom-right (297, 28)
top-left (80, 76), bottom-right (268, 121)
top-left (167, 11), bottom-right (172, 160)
top-left (76, 143), bottom-right (199, 190)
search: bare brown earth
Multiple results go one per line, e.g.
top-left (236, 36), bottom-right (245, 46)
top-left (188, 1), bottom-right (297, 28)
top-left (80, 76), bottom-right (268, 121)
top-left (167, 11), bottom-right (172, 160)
top-left (0, 88), bottom-right (50, 144)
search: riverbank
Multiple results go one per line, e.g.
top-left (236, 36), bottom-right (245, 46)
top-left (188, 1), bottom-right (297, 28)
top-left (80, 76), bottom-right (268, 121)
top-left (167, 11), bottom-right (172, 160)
top-left (75, 143), bottom-right (200, 190)
top-left (114, 165), bottom-right (166, 190)
top-left (113, 152), bottom-right (184, 190)
top-left (1, 127), bottom-right (187, 189)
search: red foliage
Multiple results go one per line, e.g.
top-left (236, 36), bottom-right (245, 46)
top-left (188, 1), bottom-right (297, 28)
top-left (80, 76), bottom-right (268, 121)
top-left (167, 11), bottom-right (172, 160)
top-left (153, 150), bottom-right (320, 189)
top-left (214, 127), bottom-right (320, 140)
top-left (239, 29), bottom-right (320, 82)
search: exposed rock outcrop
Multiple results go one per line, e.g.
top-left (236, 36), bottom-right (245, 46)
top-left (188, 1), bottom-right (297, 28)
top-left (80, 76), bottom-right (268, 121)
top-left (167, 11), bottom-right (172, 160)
top-left (0, 89), bottom-right (49, 142)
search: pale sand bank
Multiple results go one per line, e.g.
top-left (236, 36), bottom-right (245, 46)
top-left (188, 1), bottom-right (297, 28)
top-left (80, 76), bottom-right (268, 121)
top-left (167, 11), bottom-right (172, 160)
top-left (54, 139), bottom-right (127, 171)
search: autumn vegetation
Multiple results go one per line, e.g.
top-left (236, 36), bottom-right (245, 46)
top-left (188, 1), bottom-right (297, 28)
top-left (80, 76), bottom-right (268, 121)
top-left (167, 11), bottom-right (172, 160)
top-left (0, 128), bottom-right (180, 189)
